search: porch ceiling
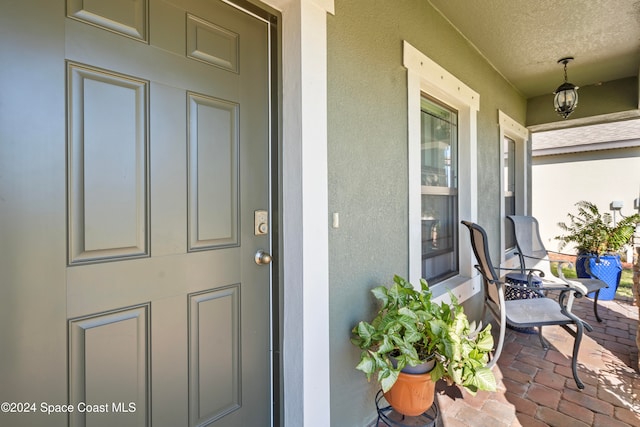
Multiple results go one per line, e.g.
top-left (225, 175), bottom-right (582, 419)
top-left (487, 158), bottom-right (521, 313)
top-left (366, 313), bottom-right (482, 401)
top-left (428, 0), bottom-right (640, 99)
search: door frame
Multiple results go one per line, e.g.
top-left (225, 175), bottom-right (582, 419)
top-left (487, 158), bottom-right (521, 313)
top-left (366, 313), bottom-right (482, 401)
top-left (255, 0), bottom-right (333, 425)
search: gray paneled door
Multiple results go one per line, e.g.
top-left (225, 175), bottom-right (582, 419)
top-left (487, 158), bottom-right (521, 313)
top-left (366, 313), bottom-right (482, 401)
top-left (0, 1), bottom-right (272, 426)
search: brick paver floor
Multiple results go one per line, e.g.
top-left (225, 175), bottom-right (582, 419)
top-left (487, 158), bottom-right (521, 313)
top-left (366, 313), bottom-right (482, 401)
top-left (435, 295), bottom-right (640, 427)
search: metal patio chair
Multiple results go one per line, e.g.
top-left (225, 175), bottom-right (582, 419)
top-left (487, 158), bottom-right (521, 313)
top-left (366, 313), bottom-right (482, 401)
top-left (461, 220), bottom-right (593, 389)
top-left (507, 215), bottom-right (608, 322)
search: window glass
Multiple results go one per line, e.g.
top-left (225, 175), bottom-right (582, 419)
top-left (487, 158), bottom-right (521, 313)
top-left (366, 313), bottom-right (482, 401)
top-left (420, 96), bottom-right (458, 283)
top-left (504, 136), bottom-right (516, 251)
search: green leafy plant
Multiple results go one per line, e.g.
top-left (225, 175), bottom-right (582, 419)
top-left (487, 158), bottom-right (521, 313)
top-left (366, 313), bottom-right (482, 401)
top-left (350, 275), bottom-right (496, 394)
top-left (556, 201), bottom-right (640, 256)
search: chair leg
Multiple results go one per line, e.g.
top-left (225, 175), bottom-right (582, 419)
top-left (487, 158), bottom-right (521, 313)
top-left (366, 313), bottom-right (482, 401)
top-left (537, 326), bottom-right (549, 349)
top-left (569, 319), bottom-right (585, 390)
top-left (487, 305), bottom-right (506, 370)
top-left (593, 290), bottom-right (602, 323)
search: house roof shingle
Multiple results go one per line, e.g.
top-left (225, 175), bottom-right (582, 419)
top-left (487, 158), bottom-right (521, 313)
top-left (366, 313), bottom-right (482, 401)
top-left (532, 119), bottom-right (640, 156)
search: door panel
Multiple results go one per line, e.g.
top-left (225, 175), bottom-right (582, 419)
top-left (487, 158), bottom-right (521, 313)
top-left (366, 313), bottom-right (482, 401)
top-left (186, 13), bottom-right (239, 72)
top-left (187, 92), bottom-right (239, 251)
top-left (67, 0), bottom-right (148, 41)
top-left (0, 0), bottom-right (272, 426)
top-left (69, 305), bottom-right (150, 427)
top-left (67, 62), bottom-right (149, 263)
top-left (189, 287), bottom-right (241, 424)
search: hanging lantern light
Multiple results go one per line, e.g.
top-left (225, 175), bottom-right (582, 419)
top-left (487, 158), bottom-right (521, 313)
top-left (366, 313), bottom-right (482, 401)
top-left (553, 57), bottom-right (579, 119)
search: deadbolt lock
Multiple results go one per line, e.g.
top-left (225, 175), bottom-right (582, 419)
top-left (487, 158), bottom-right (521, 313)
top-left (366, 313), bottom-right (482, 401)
top-left (254, 210), bottom-right (268, 235)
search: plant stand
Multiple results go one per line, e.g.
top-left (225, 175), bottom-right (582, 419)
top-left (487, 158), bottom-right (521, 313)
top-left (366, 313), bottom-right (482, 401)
top-left (375, 390), bottom-right (440, 427)
top-left (505, 272), bottom-right (542, 333)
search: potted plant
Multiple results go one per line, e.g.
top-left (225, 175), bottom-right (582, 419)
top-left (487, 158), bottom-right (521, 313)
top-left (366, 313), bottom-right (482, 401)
top-left (556, 200), bottom-right (640, 300)
top-left (351, 275), bottom-right (496, 416)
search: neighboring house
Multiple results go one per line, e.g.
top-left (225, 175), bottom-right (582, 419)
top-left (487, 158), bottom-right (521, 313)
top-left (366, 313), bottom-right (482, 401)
top-left (531, 120), bottom-right (640, 256)
top-left (1, 1), bottom-right (638, 427)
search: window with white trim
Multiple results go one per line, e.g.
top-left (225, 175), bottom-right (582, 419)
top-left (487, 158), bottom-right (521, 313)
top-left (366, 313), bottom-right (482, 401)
top-left (498, 111), bottom-right (528, 261)
top-left (404, 41), bottom-right (480, 302)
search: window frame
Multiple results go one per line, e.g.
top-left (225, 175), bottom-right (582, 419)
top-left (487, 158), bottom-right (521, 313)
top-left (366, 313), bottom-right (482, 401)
top-left (498, 110), bottom-right (529, 266)
top-left (404, 41), bottom-right (480, 303)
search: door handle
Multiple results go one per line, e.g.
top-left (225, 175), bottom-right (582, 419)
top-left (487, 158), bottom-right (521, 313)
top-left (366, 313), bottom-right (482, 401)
top-left (255, 250), bottom-right (272, 265)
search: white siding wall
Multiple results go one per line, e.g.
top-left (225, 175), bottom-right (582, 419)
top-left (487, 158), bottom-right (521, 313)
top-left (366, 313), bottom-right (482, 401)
top-left (532, 150), bottom-right (640, 254)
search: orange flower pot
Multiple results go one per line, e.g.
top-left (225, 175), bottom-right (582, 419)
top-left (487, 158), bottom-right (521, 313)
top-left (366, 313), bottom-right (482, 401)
top-left (383, 371), bottom-right (435, 417)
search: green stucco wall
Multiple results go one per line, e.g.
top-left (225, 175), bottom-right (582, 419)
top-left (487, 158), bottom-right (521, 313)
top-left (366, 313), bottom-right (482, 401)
top-left (326, 1), bottom-right (526, 425)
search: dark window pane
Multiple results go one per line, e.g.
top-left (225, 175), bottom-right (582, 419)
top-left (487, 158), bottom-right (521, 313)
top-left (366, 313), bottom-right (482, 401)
top-left (420, 96), bottom-right (458, 283)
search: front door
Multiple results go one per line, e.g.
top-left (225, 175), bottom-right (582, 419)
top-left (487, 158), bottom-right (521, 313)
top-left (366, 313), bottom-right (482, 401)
top-left (0, 1), bottom-right (274, 426)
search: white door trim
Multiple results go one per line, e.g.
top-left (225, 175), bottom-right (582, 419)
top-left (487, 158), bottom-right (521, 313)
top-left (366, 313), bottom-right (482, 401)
top-left (259, 0), bottom-right (334, 425)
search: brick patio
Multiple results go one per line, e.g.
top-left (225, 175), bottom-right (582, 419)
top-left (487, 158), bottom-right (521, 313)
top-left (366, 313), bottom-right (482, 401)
top-left (435, 295), bottom-right (640, 427)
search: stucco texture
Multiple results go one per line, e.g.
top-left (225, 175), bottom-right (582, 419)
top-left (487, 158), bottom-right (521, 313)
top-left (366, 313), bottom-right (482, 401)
top-left (326, 1), bottom-right (526, 425)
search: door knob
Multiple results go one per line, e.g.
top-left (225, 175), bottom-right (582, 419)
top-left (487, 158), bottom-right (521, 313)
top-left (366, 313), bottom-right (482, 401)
top-left (255, 250), bottom-right (272, 265)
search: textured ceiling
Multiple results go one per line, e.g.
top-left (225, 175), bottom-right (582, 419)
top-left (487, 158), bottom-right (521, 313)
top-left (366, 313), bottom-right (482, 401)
top-left (428, 0), bottom-right (640, 98)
